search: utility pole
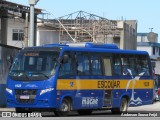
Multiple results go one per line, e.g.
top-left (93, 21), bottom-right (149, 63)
top-left (24, 13), bottom-right (29, 47)
top-left (29, 0), bottom-right (39, 47)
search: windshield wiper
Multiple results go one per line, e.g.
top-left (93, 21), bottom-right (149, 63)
top-left (23, 72), bottom-right (30, 80)
top-left (10, 71), bottom-right (30, 81)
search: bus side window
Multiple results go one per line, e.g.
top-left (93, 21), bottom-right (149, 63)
top-left (76, 52), bottom-right (90, 75)
top-left (91, 54), bottom-right (102, 75)
top-left (121, 56), bottom-right (130, 76)
top-left (136, 55), bottom-right (150, 76)
top-left (113, 55), bottom-right (122, 76)
top-left (103, 58), bottom-right (112, 76)
top-left (128, 57), bottom-right (137, 76)
top-left (121, 55), bottom-right (137, 76)
top-left (58, 52), bottom-right (71, 77)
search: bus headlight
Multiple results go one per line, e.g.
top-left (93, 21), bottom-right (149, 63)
top-left (6, 88), bottom-right (13, 95)
top-left (40, 88), bottom-right (54, 95)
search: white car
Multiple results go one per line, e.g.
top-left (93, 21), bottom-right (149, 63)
top-left (153, 89), bottom-right (159, 102)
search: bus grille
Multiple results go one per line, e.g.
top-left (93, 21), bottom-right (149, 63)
top-left (15, 89), bottom-right (37, 104)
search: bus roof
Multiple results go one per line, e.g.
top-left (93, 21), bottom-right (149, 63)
top-left (63, 46), bottom-right (149, 55)
top-left (24, 42), bottom-right (149, 55)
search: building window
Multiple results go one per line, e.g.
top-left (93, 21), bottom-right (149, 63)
top-left (12, 29), bottom-right (24, 41)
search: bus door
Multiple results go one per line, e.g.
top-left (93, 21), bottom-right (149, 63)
top-left (102, 57), bottom-right (113, 107)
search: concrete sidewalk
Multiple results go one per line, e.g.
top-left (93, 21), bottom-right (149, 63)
top-left (0, 108), bottom-right (15, 111)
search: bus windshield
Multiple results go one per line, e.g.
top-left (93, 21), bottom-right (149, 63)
top-left (9, 51), bottom-right (59, 81)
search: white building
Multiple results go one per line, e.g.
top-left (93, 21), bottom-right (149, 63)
top-left (137, 33), bottom-right (160, 75)
top-left (36, 19), bottom-right (59, 46)
top-left (0, 1), bottom-right (41, 48)
top-left (7, 18), bottom-right (26, 48)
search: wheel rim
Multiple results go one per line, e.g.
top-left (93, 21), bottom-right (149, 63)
top-left (61, 101), bottom-right (69, 112)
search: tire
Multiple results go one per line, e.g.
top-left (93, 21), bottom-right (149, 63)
top-left (77, 110), bottom-right (93, 115)
top-left (54, 99), bottom-right (71, 116)
top-left (120, 98), bottom-right (128, 112)
top-left (111, 98), bottom-right (128, 114)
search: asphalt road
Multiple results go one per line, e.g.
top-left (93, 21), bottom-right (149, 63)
top-left (0, 101), bottom-right (160, 119)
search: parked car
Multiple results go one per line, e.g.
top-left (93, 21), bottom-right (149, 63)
top-left (158, 88), bottom-right (160, 101)
top-left (153, 88), bottom-right (159, 102)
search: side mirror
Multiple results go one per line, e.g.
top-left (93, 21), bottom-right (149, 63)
top-left (7, 55), bottom-right (13, 70)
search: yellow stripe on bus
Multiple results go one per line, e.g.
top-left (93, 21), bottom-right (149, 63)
top-left (56, 79), bottom-right (154, 90)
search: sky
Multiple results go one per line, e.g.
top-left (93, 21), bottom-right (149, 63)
top-left (7, 0), bottom-right (160, 41)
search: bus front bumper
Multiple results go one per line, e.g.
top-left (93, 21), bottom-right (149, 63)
top-left (6, 90), bottom-right (57, 109)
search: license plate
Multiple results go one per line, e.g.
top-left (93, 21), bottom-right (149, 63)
top-left (20, 95), bottom-right (29, 99)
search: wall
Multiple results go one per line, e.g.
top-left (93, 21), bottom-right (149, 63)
top-left (155, 60), bottom-right (160, 74)
top-left (137, 46), bottom-right (152, 56)
top-left (7, 18), bottom-right (25, 48)
top-left (123, 20), bottom-right (137, 50)
top-left (117, 20), bottom-right (137, 50)
top-left (137, 34), bottom-right (148, 42)
top-left (37, 28), bottom-right (59, 46)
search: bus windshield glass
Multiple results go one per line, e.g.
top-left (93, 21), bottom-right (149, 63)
top-left (9, 51), bottom-right (59, 81)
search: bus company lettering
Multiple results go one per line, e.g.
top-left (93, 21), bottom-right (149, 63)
top-left (82, 97), bottom-right (98, 106)
top-left (98, 80), bottom-right (120, 88)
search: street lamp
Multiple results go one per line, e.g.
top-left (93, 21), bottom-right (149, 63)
top-left (29, 0), bottom-right (39, 47)
top-left (71, 27), bottom-right (97, 43)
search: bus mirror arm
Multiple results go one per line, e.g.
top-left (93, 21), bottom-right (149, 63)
top-left (7, 55), bottom-right (13, 70)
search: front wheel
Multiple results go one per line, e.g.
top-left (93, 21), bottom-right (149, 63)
top-left (54, 99), bottom-right (71, 116)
